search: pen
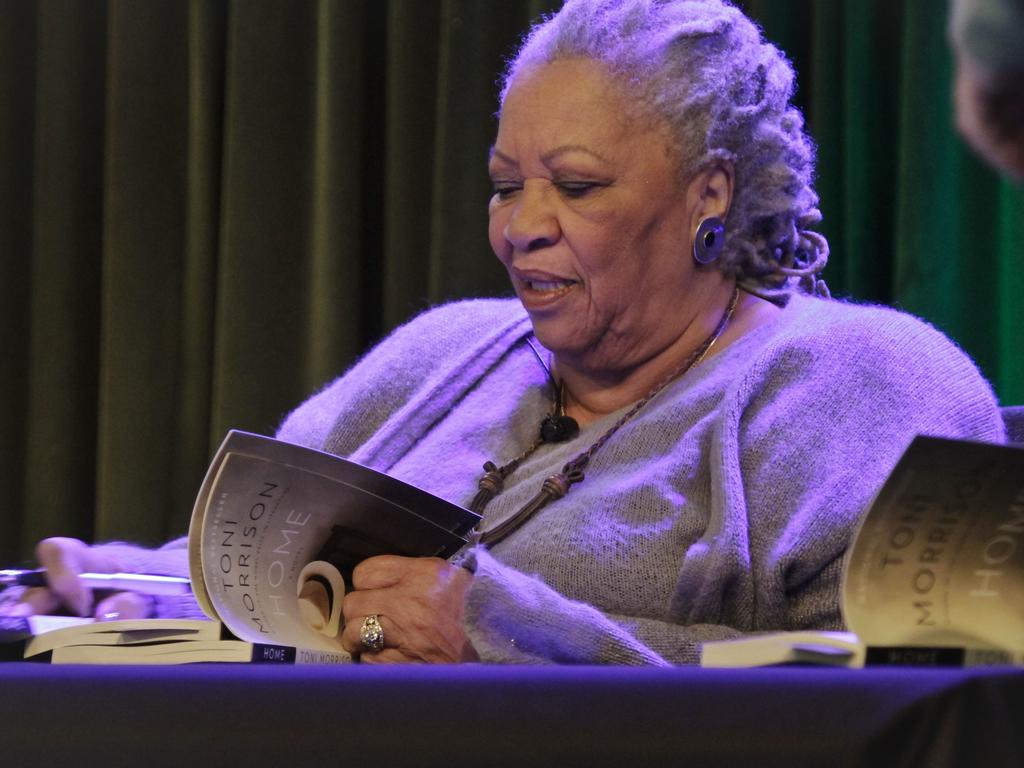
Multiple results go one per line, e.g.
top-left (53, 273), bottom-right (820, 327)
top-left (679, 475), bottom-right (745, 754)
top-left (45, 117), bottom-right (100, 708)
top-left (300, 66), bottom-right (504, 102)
top-left (0, 569), bottom-right (192, 596)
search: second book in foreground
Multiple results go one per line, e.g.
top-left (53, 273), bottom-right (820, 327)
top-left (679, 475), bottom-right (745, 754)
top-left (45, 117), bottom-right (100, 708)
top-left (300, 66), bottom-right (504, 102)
top-left (702, 436), bottom-right (1024, 668)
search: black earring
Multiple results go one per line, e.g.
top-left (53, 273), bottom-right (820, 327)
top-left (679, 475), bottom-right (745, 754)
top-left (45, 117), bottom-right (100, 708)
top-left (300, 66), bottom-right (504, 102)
top-left (693, 217), bottom-right (725, 265)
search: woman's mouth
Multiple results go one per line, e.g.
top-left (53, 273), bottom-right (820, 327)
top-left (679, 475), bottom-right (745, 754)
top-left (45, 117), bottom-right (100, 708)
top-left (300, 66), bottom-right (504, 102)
top-left (525, 278), bottom-right (576, 293)
top-left (512, 269), bottom-right (579, 309)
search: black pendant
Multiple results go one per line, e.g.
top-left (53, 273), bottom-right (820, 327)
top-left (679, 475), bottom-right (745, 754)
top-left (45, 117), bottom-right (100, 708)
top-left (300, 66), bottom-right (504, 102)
top-left (540, 414), bottom-right (580, 444)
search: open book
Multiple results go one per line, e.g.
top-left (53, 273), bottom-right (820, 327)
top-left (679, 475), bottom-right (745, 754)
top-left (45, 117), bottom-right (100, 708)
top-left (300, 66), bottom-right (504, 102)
top-left (4, 430), bottom-right (479, 664)
top-left (185, 430), bottom-right (480, 658)
top-left (702, 436), bottom-right (1024, 668)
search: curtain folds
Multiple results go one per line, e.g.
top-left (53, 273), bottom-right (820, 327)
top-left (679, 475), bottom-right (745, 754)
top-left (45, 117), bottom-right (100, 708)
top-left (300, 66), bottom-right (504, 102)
top-left (1, 0), bottom-right (1020, 562)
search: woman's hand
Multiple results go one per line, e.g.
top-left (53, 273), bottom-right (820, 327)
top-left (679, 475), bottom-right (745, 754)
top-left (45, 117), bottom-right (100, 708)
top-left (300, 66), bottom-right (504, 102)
top-left (6, 537), bottom-right (152, 620)
top-left (340, 555), bottom-right (478, 664)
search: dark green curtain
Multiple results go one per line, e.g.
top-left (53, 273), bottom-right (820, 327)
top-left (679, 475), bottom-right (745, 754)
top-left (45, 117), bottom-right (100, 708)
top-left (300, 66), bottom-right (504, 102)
top-left (1, 0), bottom-right (1021, 564)
top-left (744, 0), bottom-right (1024, 401)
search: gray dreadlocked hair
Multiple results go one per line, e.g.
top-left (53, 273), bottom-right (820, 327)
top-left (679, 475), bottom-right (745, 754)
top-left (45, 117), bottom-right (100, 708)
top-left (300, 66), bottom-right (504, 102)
top-left (501, 0), bottom-right (830, 299)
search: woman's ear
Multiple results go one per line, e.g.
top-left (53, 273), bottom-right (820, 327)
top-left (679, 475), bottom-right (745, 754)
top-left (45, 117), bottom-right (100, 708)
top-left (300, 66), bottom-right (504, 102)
top-left (686, 162), bottom-right (734, 228)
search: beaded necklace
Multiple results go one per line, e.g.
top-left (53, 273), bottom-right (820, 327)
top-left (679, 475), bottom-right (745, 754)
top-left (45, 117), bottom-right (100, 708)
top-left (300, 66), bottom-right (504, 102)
top-left (472, 286), bottom-right (741, 546)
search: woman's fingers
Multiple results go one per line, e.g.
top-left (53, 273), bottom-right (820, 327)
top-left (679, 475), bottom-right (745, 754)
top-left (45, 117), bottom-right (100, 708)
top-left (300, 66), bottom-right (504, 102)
top-left (27, 536), bottom-right (126, 617)
top-left (32, 537), bottom-right (94, 616)
top-left (340, 557), bottom-right (477, 663)
top-left (339, 610), bottom-right (399, 656)
top-left (11, 537), bottom-right (148, 620)
top-left (94, 592), bottom-right (155, 621)
top-left (10, 589), bottom-right (153, 621)
top-left (351, 555), bottom-right (419, 591)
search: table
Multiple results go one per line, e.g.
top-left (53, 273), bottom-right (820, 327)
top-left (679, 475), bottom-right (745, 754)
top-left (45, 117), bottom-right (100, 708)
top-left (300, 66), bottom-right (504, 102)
top-left (1, 664), bottom-right (1021, 767)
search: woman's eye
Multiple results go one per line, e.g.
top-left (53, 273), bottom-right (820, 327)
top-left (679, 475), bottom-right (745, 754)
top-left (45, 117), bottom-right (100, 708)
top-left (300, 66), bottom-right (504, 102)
top-left (557, 182), bottom-right (599, 198)
top-left (491, 182), bottom-right (521, 200)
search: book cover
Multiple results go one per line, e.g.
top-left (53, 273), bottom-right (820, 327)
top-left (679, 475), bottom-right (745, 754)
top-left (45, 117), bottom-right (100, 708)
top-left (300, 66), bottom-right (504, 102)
top-left (701, 436), bottom-right (1024, 668)
top-left (186, 430), bottom-right (481, 656)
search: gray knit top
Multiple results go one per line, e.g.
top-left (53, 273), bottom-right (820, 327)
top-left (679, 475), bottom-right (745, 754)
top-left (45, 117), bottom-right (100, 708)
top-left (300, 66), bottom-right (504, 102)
top-left (98, 293), bottom-right (1005, 664)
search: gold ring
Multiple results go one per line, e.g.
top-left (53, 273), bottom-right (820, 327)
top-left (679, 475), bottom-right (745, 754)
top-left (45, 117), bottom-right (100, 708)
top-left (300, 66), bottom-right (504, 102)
top-left (359, 614), bottom-right (384, 652)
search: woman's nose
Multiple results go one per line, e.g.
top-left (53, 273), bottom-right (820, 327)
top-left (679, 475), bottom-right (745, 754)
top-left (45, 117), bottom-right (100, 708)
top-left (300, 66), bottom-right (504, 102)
top-left (503, 182), bottom-right (560, 251)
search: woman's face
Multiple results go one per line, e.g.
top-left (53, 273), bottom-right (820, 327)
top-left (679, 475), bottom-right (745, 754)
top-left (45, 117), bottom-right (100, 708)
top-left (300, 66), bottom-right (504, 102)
top-left (488, 57), bottom-right (708, 373)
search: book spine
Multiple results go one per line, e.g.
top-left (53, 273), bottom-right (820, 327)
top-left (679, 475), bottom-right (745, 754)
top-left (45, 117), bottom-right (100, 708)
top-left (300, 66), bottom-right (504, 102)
top-left (864, 646), bottom-right (1021, 667)
top-left (250, 644), bottom-right (350, 665)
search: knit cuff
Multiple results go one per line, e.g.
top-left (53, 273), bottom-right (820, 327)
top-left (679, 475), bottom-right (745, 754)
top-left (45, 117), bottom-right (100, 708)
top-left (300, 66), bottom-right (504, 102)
top-left (460, 546), bottom-right (667, 665)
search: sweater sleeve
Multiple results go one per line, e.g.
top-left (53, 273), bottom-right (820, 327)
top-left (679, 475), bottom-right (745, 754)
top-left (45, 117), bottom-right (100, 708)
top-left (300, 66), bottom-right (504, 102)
top-left (459, 547), bottom-right (762, 664)
top-left (276, 298), bottom-right (528, 460)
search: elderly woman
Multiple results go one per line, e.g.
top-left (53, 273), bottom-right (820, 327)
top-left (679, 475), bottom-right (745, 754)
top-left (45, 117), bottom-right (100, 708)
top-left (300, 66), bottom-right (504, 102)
top-left (14, 0), bottom-right (1005, 664)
